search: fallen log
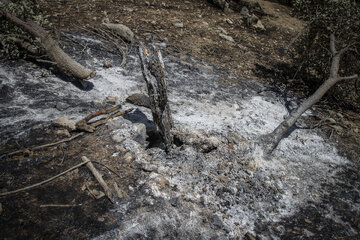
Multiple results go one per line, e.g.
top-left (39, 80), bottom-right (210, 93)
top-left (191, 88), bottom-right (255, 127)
top-left (0, 6), bottom-right (94, 80)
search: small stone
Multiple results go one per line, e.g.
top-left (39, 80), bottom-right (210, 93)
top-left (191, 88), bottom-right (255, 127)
top-left (106, 96), bottom-right (117, 104)
top-left (55, 102), bottom-right (70, 111)
top-left (54, 117), bottom-right (76, 131)
top-left (240, 7), bottom-right (250, 17)
top-left (246, 15), bottom-right (259, 26)
top-left (237, 44), bottom-right (247, 50)
top-left (303, 229), bottom-right (315, 237)
top-left (155, 176), bottom-right (169, 188)
top-left (112, 134), bottom-right (124, 143)
top-left (219, 33), bottom-right (234, 42)
top-left (219, 176), bottom-right (229, 183)
top-left (212, 215), bottom-right (224, 229)
top-left (103, 60), bottom-right (112, 68)
top-left (170, 198), bottom-right (178, 207)
top-left (253, 20), bottom-right (265, 31)
top-left (133, 123), bottom-right (147, 146)
top-left (91, 101), bottom-right (102, 107)
top-left (336, 112), bottom-right (344, 118)
top-left (151, 20), bottom-right (157, 25)
top-left (55, 129), bottom-right (71, 138)
top-left (97, 216), bottom-right (105, 222)
top-left (225, 18), bottom-right (233, 25)
top-left (126, 93), bottom-right (150, 108)
top-left (218, 27), bottom-right (228, 35)
top-left (173, 22), bottom-right (184, 28)
top-left (123, 152), bottom-right (133, 163)
top-left (202, 21), bottom-right (209, 26)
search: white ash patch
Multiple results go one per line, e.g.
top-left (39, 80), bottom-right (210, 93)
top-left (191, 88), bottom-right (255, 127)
top-left (1, 36), bottom-right (359, 239)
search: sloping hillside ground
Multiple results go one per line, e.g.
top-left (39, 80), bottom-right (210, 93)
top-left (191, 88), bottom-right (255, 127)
top-left (1, 0), bottom-right (360, 239)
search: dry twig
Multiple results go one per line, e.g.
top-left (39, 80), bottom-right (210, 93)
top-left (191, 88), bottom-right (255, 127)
top-left (0, 159), bottom-right (90, 197)
top-left (81, 156), bottom-right (115, 203)
top-left (40, 204), bottom-right (81, 208)
top-left (3, 132), bottom-right (84, 159)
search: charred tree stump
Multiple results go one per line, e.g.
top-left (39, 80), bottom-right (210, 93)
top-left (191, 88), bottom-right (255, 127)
top-left (263, 33), bottom-right (358, 153)
top-left (138, 43), bottom-right (173, 149)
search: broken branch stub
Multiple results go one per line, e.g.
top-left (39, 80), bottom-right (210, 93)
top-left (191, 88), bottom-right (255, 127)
top-left (138, 43), bottom-right (174, 149)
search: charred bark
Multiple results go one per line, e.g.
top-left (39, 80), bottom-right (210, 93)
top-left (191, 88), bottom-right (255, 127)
top-left (138, 43), bottom-right (173, 150)
top-left (0, 8), bottom-right (94, 80)
top-left (263, 33), bottom-right (358, 153)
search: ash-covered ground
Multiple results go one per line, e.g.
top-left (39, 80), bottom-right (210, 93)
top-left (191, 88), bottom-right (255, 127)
top-left (1, 33), bottom-right (359, 239)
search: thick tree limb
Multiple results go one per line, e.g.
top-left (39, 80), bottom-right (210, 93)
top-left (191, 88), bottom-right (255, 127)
top-left (263, 34), bottom-right (358, 153)
top-left (0, 8), bottom-right (94, 80)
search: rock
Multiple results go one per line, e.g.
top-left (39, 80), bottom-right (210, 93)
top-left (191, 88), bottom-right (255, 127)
top-left (103, 60), bottom-right (112, 68)
top-left (106, 96), bottom-right (117, 104)
top-left (0, 81), bottom-right (13, 103)
top-left (202, 21), bottom-right (209, 26)
top-left (133, 123), bottom-right (147, 146)
top-left (123, 152), bottom-right (133, 164)
top-left (54, 117), bottom-right (76, 131)
top-left (225, 18), bottom-right (233, 25)
top-left (55, 129), bottom-right (71, 138)
top-left (240, 6), bottom-right (250, 17)
top-left (219, 176), bottom-right (229, 183)
top-left (102, 22), bottom-right (134, 42)
top-left (218, 26), bottom-right (228, 35)
top-left (112, 134), bottom-right (124, 143)
top-left (170, 198), bottom-right (178, 207)
top-left (126, 93), bottom-right (151, 108)
top-left (55, 102), bottom-right (70, 111)
top-left (173, 22), bottom-right (184, 28)
top-left (253, 20), bottom-right (265, 31)
top-left (212, 215), bottom-right (224, 229)
top-left (246, 14), bottom-right (259, 26)
top-left (237, 44), bottom-right (247, 50)
top-left (107, 118), bottom-right (126, 130)
top-left (219, 33), bottom-right (234, 42)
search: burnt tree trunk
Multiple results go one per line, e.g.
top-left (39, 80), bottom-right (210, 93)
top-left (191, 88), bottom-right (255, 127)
top-left (138, 43), bottom-right (173, 150)
top-left (263, 33), bottom-right (358, 153)
top-left (0, 8), bottom-right (94, 80)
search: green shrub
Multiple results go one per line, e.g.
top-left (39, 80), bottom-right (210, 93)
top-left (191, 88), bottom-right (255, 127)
top-left (292, 0), bottom-right (360, 110)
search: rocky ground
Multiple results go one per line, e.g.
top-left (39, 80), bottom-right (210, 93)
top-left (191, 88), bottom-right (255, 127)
top-left (1, 0), bottom-right (360, 239)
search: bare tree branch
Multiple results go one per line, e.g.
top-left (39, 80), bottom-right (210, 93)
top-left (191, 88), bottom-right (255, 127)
top-left (263, 33), bottom-right (357, 153)
top-left (330, 33), bottom-right (337, 55)
top-left (338, 74), bottom-right (359, 81)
